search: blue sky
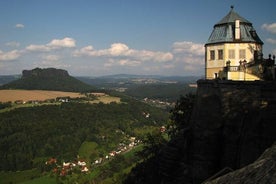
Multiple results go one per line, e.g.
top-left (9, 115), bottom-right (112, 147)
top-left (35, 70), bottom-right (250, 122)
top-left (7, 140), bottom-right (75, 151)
top-left (0, 0), bottom-right (275, 76)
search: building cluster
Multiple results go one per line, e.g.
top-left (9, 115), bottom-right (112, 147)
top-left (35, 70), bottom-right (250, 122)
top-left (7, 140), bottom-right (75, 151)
top-left (45, 157), bottom-right (89, 177)
top-left (92, 136), bottom-right (141, 165)
top-left (14, 97), bottom-right (71, 105)
top-left (44, 136), bottom-right (141, 177)
top-left (143, 98), bottom-right (174, 108)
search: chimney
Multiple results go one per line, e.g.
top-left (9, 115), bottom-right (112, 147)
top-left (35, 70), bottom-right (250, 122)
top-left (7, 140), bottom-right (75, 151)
top-left (235, 19), bottom-right (240, 40)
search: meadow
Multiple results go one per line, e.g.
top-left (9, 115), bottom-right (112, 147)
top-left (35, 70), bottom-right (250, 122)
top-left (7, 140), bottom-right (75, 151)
top-left (0, 89), bottom-right (85, 102)
top-left (0, 89), bottom-right (120, 104)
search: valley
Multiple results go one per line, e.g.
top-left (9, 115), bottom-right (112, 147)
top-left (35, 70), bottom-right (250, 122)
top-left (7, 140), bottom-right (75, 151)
top-left (0, 68), bottom-right (196, 183)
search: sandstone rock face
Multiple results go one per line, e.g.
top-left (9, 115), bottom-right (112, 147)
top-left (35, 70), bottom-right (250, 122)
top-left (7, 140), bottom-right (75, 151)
top-left (22, 67), bottom-right (69, 78)
top-left (204, 142), bottom-right (276, 184)
top-left (190, 80), bottom-right (276, 183)
top-left (126, 80), bottom-right (276, 184)
top-left (1, 67), bottom-right (94, 92)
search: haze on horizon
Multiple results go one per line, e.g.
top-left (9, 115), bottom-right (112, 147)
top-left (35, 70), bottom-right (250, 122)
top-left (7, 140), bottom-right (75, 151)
top-left (0, 0), bottom-right (275, 76)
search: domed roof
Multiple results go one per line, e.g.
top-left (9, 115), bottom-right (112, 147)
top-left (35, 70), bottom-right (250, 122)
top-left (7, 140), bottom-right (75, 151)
top-left (205, 6), bottom-right (263, 45)
top-left (216, 6), bottom-right (251, 26)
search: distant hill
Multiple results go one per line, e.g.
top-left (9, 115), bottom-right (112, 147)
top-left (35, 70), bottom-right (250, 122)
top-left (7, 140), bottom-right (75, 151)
top-left (77, 74), bottom-right (201, 86)
top-left (77, 75), bottom-right (199, 102)
top-left (0, 68), bottom-right (95, 92)
top-left (0, 75), bottom-right (20, 86)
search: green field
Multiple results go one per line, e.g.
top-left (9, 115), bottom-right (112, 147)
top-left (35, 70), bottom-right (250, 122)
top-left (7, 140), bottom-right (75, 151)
top-left (20, 175), bottom-right (56, 184)
top-left (0, 169), bottom-right (41, 184)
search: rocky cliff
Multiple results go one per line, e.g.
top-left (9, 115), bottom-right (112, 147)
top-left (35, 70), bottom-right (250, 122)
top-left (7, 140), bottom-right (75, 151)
top-left (22, 67), bottom-right (69, 78)
top-left (154, 79), bottom-right (276, 184)
top-left (188, 80), bottom-right (276, 183)
top-left (204, 141), bottom-right (276, 184)
top-left (124, 79), bottom-right (276, 184)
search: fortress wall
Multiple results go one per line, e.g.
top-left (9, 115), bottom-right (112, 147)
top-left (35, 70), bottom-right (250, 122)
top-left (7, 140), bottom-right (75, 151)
top-left (190, 79), bottom-right (276, 183)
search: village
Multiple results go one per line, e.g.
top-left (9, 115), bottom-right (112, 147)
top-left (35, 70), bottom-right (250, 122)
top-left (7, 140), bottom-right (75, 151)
top-left (143, 97), bottom-right (175, 109)
top-left (45, 136), bottom-right (142, 177)
top-left (44, 114), bottom-right (167, 178)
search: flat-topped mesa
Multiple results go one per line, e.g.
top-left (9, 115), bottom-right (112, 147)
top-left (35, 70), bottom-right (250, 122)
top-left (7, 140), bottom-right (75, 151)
top-left (22, 68), bottom-right (69, 78)
top-left (1, 67), bottom-right (94, 92)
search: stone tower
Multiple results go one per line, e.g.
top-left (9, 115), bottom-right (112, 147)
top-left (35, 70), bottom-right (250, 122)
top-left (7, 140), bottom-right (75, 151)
top-left (205, 6), bottom-right (265, 80)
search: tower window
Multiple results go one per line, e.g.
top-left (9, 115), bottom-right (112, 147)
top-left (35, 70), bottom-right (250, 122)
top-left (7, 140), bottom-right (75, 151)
top-left (210, 50), bottom-right (215, 60)
top-left (229, 49), bottom-right (235, 59)
top-left (218, 50), bottom-right (223, 60)
top-left (239, 49), bottom-right (246, 59)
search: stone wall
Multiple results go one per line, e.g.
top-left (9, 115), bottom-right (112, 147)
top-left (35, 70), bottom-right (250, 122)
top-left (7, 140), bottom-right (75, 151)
top-left (190, 79), bottom-right (276, 183)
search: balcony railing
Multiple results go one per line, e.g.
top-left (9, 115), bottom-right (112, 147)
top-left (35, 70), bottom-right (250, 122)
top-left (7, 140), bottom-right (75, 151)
top-left (228, 66), bottom-right (240, 72)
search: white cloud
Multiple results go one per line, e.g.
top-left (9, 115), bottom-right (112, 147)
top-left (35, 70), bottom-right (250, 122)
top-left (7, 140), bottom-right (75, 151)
top-left (118, 59), bottom-right (141, 66)
top-left (130, 49), bottom-right (173, 62)
top-left (26, 37), bottom-right (76, 52)
top-left (74, 43), bottom-right (173, 62)
top-left (6, 41), bottom-right (20, 47)
top-left (172, 41), bottom-right (204, 56)
top-left (15, 24), bottom-right (25, 28)
top-left (36, 60), bottom-right (70, 69)
top-left (42, 54), bottom-right (60, 61)
top-left (73, 45), bottom-right (95, 56)
top-left (0, 37), bottom-right (205, 76)
top-left (172, 41), bottom-right (205, 73)
top-left (266, 38), bottom-right (276, 44)
top-left (47, 37), bottom-right (76, 48)
top-left (0, 50), bottom-right (21, 61)
top-left (26, 44), bottom-right (51, 52)
top-left (109, 43), bottom-right (129, 56)
top-left (73, 41), bottom-right (205, 75)
top-left (262, 23), bottom-right (276, 34)
top-left (33, 55), bottom-right (68, 69)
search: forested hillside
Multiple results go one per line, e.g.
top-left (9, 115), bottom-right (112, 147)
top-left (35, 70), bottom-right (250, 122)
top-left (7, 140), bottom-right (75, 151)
top-left (124, 83), bottom-right (196, 102)
top-left (77, 75), bottom-right (198, 103)
top-left (0, 98), bottom-right (169, 173)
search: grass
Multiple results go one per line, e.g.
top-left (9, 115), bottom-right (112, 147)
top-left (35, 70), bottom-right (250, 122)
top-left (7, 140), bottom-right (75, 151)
top-left (124, 144), bottom-right (143, 159)
top-left (0, 169), bottom-right (41, 184)
top-left (99, 146), bottom-right (143, 184)
top-left (0, 102), bottom-right (60, 113)
top-left (90, 95), bottom-right (121, 104)
top-left (20, 175), bottom-right (56, 184)
top-left (78, 141), bottom-right (99, 161)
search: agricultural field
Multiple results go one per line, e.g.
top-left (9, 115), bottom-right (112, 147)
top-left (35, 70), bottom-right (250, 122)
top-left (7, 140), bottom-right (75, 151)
top-left (0, 89), bottom-right (85, 102)
top-left (0, 89), bottom-right (120, 104)
top-left (90, 94), bottom-right (121, 104)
